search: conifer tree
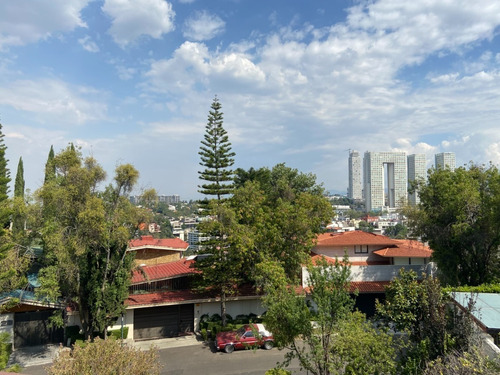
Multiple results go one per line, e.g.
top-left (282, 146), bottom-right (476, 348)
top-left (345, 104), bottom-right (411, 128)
top-left (44, 145), bottom-right (55, 183)
top-left (14, 157), bottom-right (24, 199)
top-left (12, 157), bottom-right (25, 237)
top-left (198, 97), bottom-right (235, 202)
top-left (0, 124), bottom-right (10, 233)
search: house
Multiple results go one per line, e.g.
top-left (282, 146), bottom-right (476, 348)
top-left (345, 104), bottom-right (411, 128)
top-left (303, 231), bottom-right (434, 315)
top-left (105, 236), bottom-right (265, 341)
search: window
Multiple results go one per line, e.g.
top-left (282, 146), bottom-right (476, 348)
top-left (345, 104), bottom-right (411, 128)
top-left (354, 245), bottom-right (368, 254)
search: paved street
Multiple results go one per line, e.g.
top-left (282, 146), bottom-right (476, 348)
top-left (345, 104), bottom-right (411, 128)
top-left (18, 340), bottom-right (306, 375)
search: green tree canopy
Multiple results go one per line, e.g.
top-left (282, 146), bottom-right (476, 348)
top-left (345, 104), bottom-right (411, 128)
top-left (257, 257), bottom-right (396, 375)
top-left (35, 146), bottom-right (149, 338)
top-left (44, 145), bottom-right (56, 184)
top-left (408, 164), bottom-right (500, 285)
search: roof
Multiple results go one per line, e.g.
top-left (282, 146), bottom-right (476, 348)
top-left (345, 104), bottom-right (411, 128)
top-left (453, 292), bottom-right (500, 332)
top-left (131, 259), bottom-right (198, 284)
top-left (315, 231), bottom-right (397, 247)
top-left (350, 281), bottom-right (390, 293)
top-left (126, 284), bottom-right (260, 307)
top-left (373, 240), bottom-right (432, 258)
top-left (128, 235), bottom-right (189, 251)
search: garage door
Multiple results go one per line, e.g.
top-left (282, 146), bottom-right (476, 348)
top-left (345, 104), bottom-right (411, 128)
top-left (134, 304), bottom-right (194, 340)
top-left (14, 310), bottom-right (64, 348)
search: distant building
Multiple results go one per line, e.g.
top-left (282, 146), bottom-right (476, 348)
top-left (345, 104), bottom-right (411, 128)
top-left (363, 152), bottom-right (407, 212)
top-left (407, 154), bottom-right (426, 205)
top-left (158, 195), bottom-right (181, 204)
top-left (348, 150), bottom-right (362, 200)
top-left (435, 152), bottom-right (456, 171)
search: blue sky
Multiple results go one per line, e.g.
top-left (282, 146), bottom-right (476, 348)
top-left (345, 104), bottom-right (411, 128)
top-left (1, 0), bottom-right (500, 199)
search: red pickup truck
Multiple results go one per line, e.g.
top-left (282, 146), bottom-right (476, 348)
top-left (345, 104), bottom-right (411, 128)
top-left (215, 323), bottom-right (274, 353)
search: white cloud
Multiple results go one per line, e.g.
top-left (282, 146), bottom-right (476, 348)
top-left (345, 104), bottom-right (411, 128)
top-left (0, 0), bottom-right (90, 50)
top-left (183, 10), bottom-right (225, 41)
top-left (0, 79), bottom-right (107, 125)
top-left (78, 35), bottom-right (100, 53)
top-left (102, 0), bottom-right (175, 47)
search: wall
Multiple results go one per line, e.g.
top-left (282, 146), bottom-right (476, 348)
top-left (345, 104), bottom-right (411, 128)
top-left (133, 249), bottom-right (181, 266)
top-left (313, 245), bottom-right (388, 263)
top-left (0, 313), bottom-right (14, 343)
top-left (194, 298), bottom-right (266, 331)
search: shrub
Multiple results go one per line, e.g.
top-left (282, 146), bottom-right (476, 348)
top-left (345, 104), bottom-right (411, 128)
top-left (265, 369), bottom-right (291, 375)
top-left (0, 333), bottom-right (12, 370)
top-left (234, 314), bottom-right (249, 324)
top-left (209, 313), bottom-right (221, 322)
top-left (200, 329), bottom-right (208, 341)
top-left (48, 338), bottom-right (160, 375)
top-left (108, 327), bottom-right (129, 340)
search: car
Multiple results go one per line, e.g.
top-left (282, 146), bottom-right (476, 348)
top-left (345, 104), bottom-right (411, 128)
top-left (215, 323), bottom-right (274, 353)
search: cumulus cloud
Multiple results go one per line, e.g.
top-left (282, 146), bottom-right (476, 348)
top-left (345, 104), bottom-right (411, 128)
top-left (0, 79), bottom-right (107, 124)
top-left (78, 35), bottom-right (99, 53)
top-left (0, 0), bottom-right (90, 49)
top-left (183, 10), bottom-right (225, 41)
top-left (102, 0), bottom-right (175, 47)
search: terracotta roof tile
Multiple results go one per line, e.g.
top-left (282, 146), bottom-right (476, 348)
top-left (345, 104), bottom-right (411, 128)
top-left (128, 235), bottom-right (189, 250)
top-left (350, 281), bottom-right (390, 293)
top-left (131, 259), bottom-right (198, 284)
top-left (373, 240), bottom-right (432, 258)
top-left (315, 231), bottom-right (397, 247)
top-left (310, 253), bottom-right (389, 266)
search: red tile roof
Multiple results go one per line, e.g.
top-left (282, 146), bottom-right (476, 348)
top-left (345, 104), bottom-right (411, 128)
top-left (350, 281), bottom-right (390, 293)
top-left (373, 240), bottom-right (432, 258)
top-left (131, 259), bottom-right (198, 284)
top-left (315, 231), bottom-right (397, 247)
top-left (128, 235), bottom-right (189, 251)
top-left (126, 284), bottom-right (260, 307)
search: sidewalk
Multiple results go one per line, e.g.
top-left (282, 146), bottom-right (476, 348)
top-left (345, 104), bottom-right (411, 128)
top-left (9, 334), bottom-right (201, 369)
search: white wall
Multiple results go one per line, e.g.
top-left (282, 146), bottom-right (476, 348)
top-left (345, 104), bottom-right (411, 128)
top-left (194, 298), bottom-right (266, 331)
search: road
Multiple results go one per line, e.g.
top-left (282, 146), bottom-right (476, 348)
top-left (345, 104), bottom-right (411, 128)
top-left (22, 341), bottom-right (306, 375)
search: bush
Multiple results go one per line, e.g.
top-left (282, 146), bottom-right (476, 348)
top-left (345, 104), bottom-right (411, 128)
top-left (209, 313), bottom-right (221, 322)
top-left (0, 333), bottom-right (12, 370)
top-left (108, 327), bottom-right (129, 340)
top-left (234, 314), bottom-right (249, 324)
top-left (265, 369), bottom-right (291, 375)
top-left (48, 338), bottom-right (160, 375)
top-left (200, 329), bottom-right (208, 341)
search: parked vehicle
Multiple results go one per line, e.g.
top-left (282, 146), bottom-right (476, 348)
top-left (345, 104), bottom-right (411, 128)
top-left (215, 324), bottom-right (274, 353)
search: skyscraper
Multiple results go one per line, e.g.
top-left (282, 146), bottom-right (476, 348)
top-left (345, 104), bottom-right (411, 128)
top-left (435, 152), bottom-right (456, 171)
top-left (348, 150), bottom-right (362, 200)
top-left (407, 154), bottom-right (426, 205)
top-left (363, 152), bottom-right (407, 212)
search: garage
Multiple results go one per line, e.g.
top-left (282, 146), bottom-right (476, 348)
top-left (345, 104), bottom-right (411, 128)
top-left (133, 304), bottom-right (194, 340)
top-left (14, 309), bottom-right (64, 348)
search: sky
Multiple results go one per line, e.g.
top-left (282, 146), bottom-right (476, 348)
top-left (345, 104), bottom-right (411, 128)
top-left (1, 0), bottom-right (500, 200)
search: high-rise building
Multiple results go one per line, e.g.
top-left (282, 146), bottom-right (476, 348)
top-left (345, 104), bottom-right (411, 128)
top-left (435, 152), bottom-right (456, 171)
top-left (348, 150), bottom-right (362, 200)
top-left (407, 154), bottom-right (426, 205)
top-left (363, 152), bottom-right (407, 212)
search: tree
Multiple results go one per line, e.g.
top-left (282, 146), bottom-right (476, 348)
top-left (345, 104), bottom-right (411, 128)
top-left (376, 269), bottom-right (477, 374)
top-left (198, 96), bottom-right (235, 203)
top-left (408, 164), bottom-right (500, 285)
top-left (35, 146), bottom-right (149, 339)
top-left (235, 164), bottom-right (333, 281)
top-left (44, 145), bottom-right (55, 184)
top-left (0, 124), bottom-right (10, 233)
top-left (257, 256), bottom-right (396, 375)
top-left (384, 223), bottom-right (408, 239)
top-left (12, 157), bottom-right (25, 237)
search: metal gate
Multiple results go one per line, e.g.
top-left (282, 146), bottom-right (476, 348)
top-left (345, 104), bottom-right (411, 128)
top-left (133, 304), bottom-right (194, 340)
top-left (14, 310), bottom-right (64, 347)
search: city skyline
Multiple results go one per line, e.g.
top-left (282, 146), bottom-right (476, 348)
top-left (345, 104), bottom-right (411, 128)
top-left (1, 1), bottom-right (500, 199)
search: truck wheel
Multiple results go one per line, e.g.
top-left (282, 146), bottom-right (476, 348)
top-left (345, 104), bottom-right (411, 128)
top-left (224, 344), bottom-right (235, 353)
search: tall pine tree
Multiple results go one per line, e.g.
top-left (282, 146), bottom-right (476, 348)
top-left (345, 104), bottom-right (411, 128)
top-left (44, 145), bottom-right (55, 183)
top-left (0, 124), bottom-right (11, 233)
top-left (14, 157), bottom-right (24, 198)
top-left (198, 97), bottom-right (235, 202)
top-left (12, 157), bottom-right (25, 237)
